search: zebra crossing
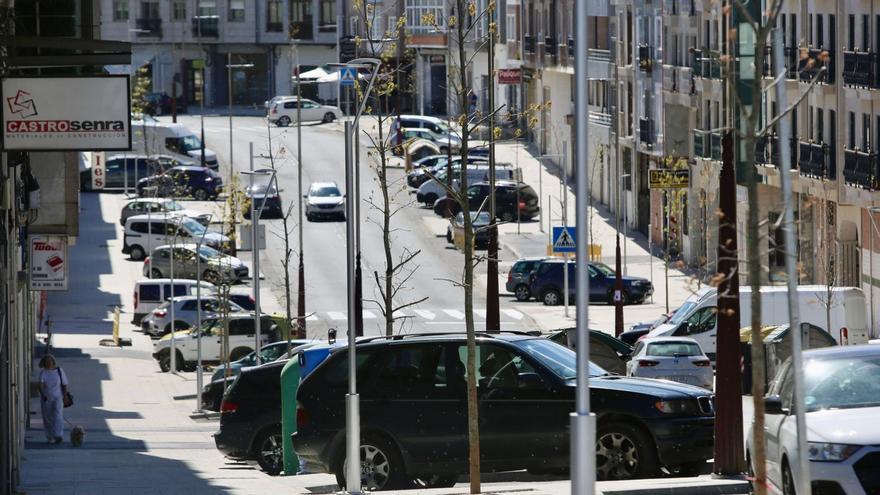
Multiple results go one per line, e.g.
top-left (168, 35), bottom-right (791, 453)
top-left (304, 308), bottom-right (525, 324)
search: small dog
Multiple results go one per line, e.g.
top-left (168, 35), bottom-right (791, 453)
top-left (70, 425), bottom-right (85, 447)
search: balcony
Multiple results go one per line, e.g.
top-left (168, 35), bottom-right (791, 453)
top-left (692, 48), bottom-right (722, 79)
top-left (664, 0), bottom-right (694, 15)
top-left (192, 15), bottom-right (219, 38)
top-left (799, 47), bottom-right (834, 84)
top-left (545, 36), bottom-right (557, 63)
top-left (769, 135), bottom-right (799, 167)
top-left (843, 149), bottom-right (880, 190)
top-left (524, 35), bottom-right (535, 54)
top-left (693, 129), bottom-right (721, 160)
top-left (639, 117), bottom-right (655, 148)
top-left (843, 51), bottom-right (879, 88)
top-left (135, 18), bottom-right (162, 37)
top-left (798, 141), bottom-right (835, 180)
top-left (589, 111), bottom-right (612, 126)
top-left (638, 44), bottom-right (653, 73)
top-left (754, 135), bottom-right (769, 164)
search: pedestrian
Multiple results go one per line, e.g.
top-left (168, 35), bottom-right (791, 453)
top-left (38, 354), bottom-right (69, 444)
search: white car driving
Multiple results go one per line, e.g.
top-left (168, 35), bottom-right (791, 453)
top-left (268, 97), bottom-right (341, 126)
top-left (304, 182), bottom-right (345, 221)
top-left (626, 337), bottom-right (714, 390)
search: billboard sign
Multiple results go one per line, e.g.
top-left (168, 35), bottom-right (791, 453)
top-left (497, 68), bottom-right (522, 85)
top-left (2, 76), bottom-right (131, 151)
top-left (648, 169), bottom-right (690, 189)
top-left (30, 236), bottom-right (68, 291)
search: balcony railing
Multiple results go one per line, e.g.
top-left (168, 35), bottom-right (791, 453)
top-left (640, 117), bottom-right (655, 148)
top-left (754, 135), bottom-right (769, 164)
top-left (192, 15), bottom-right (219, 38)
top-left (798, 141), bottom-right (835, 180)
top-left (568, 37), bottom-right (574, 57)
top-left (589, 111), bottom-right (612, 126)
top-left (692, 48), bottom-right (722, 78)
top-left (843, 51), bottom-right (879, 88)
top-left (524, 35), bottom-right (535, 54)
top-left (638, 44), bottom-right (653, 72)
top-left (799, 47), bottom-right (834, 84)
top-left (545, 36), bottom-right (557, 57)
top-left (664, 0), bottom-right (695, 15)
top-left (769, 135), bottom-right (799, 167)
top-left (843, 148), bottom-right (880, 190)
top-left (694, 129), bottom-right (709, 158)
top-left (135, 18), bottom-right (162, 37)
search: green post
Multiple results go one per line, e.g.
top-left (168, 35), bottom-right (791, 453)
top-left (280, 356), bottom-right (301, 475)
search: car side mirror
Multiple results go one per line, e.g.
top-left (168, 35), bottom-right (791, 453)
top-left (765, 394), bottom-right (786, 415)
top-left (518, 372), bottom-right (546, 389)
top-left (302, 194), bottom-right (308, 198)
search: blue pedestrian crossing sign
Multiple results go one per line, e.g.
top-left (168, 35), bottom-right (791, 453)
top-left (339, 67), bottom-right (357, 87)
top-left (552, 226), bottom-right (576, 253)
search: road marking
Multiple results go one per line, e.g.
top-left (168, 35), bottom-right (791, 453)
top-left (502, 309), bottom-right (524, 320)
top-left (327, 311), bottom-right (346, 320)
top-left (413, 310), bottom-right (436, 320)
top-left (474, 309), bottom-right (486, 318)
top-left (362, 310), bottom-right (376, 319)
top-left (443, 309), bottom-right (465, 320)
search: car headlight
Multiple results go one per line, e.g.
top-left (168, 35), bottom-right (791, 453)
top-left (654, 399), bottom-right (700, 415)
top-left (808, 442), bottom-right (860, 462)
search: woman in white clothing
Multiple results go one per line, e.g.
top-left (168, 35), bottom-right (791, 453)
top-left (38, 354), bottom-right (68, 444)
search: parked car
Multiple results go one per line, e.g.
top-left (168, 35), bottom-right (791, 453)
top-left (433, 181), bottom-right (540, 221)
top-left (143, 295), bottom-right (245, 338)
top-left (151, 313), bottom-right (278, 372)
top-left (136, 165), bottom-right (224, 200)
top-left (393, 128), bottom-right (462, 154)
top-left (80, 155), bottom-right (166, 191)
top-left (547, 327), bottom-right (634, 376)
top-left (747, 345), bottom-right (880, 495)
top-left (626, 337), bottom-right (714, 390)
top-left (227, 290), bottom-right (256, 311)
top-left (132, 278), bottom-right (215, 324)
top-left (406, 156), bottom-right (488, 189)
top-left (210, 339), bottom-right (313, 382)
top-left (244, 183), bottom-right (283, 219)
top-left (123, 214), bottom-right (230, 261)
top-left (389, 114), bottom-right (453, 139)
top-left (293, 332), bottom-right (716, 490)
top-left (305, 182), bottom-right (345, 221)
top-left (620, 311), bottom-right (677, 345)
top-left (506, 257), bottom-right (552, 301)
top-left (130, 120), bottom-right (219, 168)
top-left (447, 211), bottom-right (491, 250)
top-left (143, 244), bottom-right (249, 284)
top-left (529, 259), bottom-right (654, 306)
top-left (268, 97), bottom-right (341, 126)
top-left (416, 165), bottom-right (517, 207)
top-left (120, 198), bottom-right (211, 226)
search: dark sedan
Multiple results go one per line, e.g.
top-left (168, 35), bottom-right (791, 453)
top-left (529, 259), bottom-right (654, 306)
top-left (244, 183), bottom-right (283, 219)
top-left (293, 333), bottom-right (714, 490)
top-left (137, 165), bottom-right (223, 200)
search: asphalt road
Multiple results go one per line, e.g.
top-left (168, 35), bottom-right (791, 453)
top-left (174, 115), bottom-right (537, 338)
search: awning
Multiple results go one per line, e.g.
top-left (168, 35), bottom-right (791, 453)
top-left (316, 70), bottom-right (368, 84)
top-left (296, 66), bottom-right (329, 80)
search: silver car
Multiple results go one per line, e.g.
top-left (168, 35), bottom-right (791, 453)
top-left (626, 337), bottom-right (714, 390)
top-left (119, 198), bottom-right (211, 226)
top-left (144, 295), bottom-right (245, 338)
top-left (304, 182), bottom-right (345, 221)
top-left (143, 244), bottom-right (249, 284)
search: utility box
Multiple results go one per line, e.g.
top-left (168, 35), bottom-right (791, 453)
top-left (238, 223), bottom-right (266, 250)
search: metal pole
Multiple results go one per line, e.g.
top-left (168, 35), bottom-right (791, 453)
top-left (871, 209), bottom-right (877, 338)
top-left (648, 222), bottom-right (653, 303)
top-left (249, 143), bottom-right (263, 366)
top-left (343, 121), bottom-right (361, 493)
top-left (228, 52), bottom-right (234, 182)
top-left (354, 100), bottom-right (364, 337)
top-left (539, 168), bottom-right (544, 233)
top-left (170, 232), bottom-right (177, 373)
top-left (296, 44), bottom-right (306, 339)
top-left (572, 2), bottom-right (596, 493)
top-left (486, 24), bottom-right (500, 333)
top-left (772, 28), bottom-right (809, 495)
top-left (562, 142), bottom-right (569, 318)
top-left (195, 213), bottom-right (213, 412)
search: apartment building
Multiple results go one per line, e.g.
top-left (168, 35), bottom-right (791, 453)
top-left (100, 0), bottom-right (337, 107)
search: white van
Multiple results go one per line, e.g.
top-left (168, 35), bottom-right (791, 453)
top-left (415, 165), bottom-right (519, 206)
top-left (122, 213), bottom-right (230, 261)
top-left (132, 278), bottom-right (215, 324)
top-left (130, 120), bottom-right (219, 169)
top-left (646, 286), bottom-right (869, 359)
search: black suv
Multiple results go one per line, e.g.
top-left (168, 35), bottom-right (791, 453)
top-left (529, 259), bottom-right (654, 305)
top-left (136, 165), bottom-right (223, 200)
top-left (433, 181), bottom-right (540, 221)
top-left (293, 333), bottom-right (714, 490)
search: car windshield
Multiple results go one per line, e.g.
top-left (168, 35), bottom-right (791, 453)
top-left (470, 212), bottom-right (491, 224)
top-left (177, 135), bottom-right (203, 152)
top-left (804, 354), bottom-right (880, 411)
top-left (164, 200), bottom-right (184, 211)
top-left (310, 186), bottom-right (341, 197)
top-left (180, 217), bottom-right (206, 236)
top-left (511, 338), bottom-right (607, 379)
top-left (197, 245), bottom-right (222, 259)
top-left (669, 301), bottom-right (697, 325)
top-left (261, 344), bottom-right (287, 362)
top-left (591, 262), bottom-right (616, 277)
top-left (249, 184), bottom-right (278, 196)
top-left (647, 342), bottom-right (703, 357)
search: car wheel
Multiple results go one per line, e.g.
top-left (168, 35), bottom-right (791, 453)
top-left (542, 288), bottom-right (561, 306)
top-left (423, 193), bottom-right (438, 207)
top-left (781, 460), bottom-right (796, 495)
top-left (157, 349), bottom-right (184, 373)
top-left (130, 245), bottom-right (146, 261)
top-left (335, 434), bottom-right (408, 491)
top-left (253, 426), bottom-right (284, 475)
top-left (150, 268), bottom-right (163, 279)
top-left (193, 188), bottom-right (208, 201)
top-left (411, 474), bottom-right (457, 488)
top-left (322, 112), bottom-right (336, 123)
top-left (514, 284), bottom-right (531, 302)
top-left (595, 422), bottom-right (658, 480)
top-left (277, 116), bottom-right (291, 127)
top-left (229, 347), bottom-right (251, 361)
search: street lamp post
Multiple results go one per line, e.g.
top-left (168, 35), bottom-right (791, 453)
top-left (293, 41), bottom-right (307, 339)
top-left (226, 56), bottom-right (255, 186)
top-left (241, 162), bottom-right (278, 368)
top-left (194, 213), bottom-right (214, 412)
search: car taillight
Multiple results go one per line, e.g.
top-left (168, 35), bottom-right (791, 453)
top-left (638, 359), bottom-right (660, 367)
top-left (518, 200), bottom-right (526, 210)
top-left (144, 257), bottom-right (150, 265)
top-left (153, 310), bottom-right (167, 317)
top-left (220, 400), bottom-right (238, 414)
top-left (693, 359), bottom-right (712, 367)
top-left (296, 401), bottom-right (309, 427)
top-left (507, 272), bottom-right (513, 283)
top-left (272, 105), bottom-right (278, 114)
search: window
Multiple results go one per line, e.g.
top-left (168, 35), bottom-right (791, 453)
top-left (172, 0), bottom-right (186, 20)
top-left (139, 284), bottom-right (161, 302)
top-left (862, 14), bottom-right (870, 51)
top-left (373, 344), bottom-right (446, 397)
top-left (290, 0), bottom-right (313, 38)
top-left (266, 0), bottom-right (282, 31)
top-left (816, 107), bottom-right (823, 142)
top-left (229, 0), bottom-right (244, 21)
top-left (198, 0), bottom-right (217, 17)
top-left (863, 114), bottom-right (871, 150)
top-left (319, 0), bottom-right (336, 32)
top-left (130, 222), bottom-right (149, 234)
top-left (455, 344), bottom-right (545, 391)
top-left (506, 13), bottom-right (517, 42)
top-left (849, 111), bottom-right (856, 149)
top-left (228, 319), bottom-right (253, 336)
top-left (677, 306), bottom-right (717, 335)
top-left (166, 284), bottom-right (188, 297)
top-left (646, 342), bottom-right (703, 357)
top-left (181, 301), bottom-right (197, 311)
top-left (113, 0), bottom-right (129, 21)
top-left (848, 15), bottom-right (855, 49)
top-left (405, 0), bottom-right (445, 33)
top-left (816, 14), bottom-right (824, 48)
top-left (140, 0), bottom-right (159, 19)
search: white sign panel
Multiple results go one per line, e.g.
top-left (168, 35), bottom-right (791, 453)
top-left (30, 236), bottom-right (68, 291)
top-left (91, 151), bottom-right (106, 190)
top-left (2, 76), bottom-right (131, 151)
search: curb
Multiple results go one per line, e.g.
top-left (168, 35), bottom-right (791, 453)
top-left (599, 476), bottom-right (750, 495)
